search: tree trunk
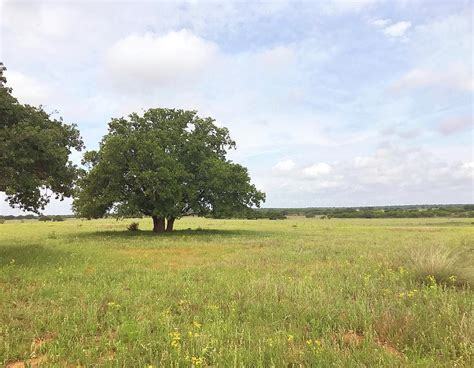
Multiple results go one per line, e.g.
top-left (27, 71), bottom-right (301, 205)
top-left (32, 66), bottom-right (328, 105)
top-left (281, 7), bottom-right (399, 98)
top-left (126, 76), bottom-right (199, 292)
top-left (166, 217), bottom-right (175, 232)
top-left (152, 215), bottom-right (165, 233)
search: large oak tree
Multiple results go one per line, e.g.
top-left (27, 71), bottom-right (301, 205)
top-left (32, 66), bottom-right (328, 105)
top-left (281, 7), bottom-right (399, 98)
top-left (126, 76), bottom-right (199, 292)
top-left (0, 63), bottom-right (83, 213)
top-left (73, 108), bottom-right (265, 232)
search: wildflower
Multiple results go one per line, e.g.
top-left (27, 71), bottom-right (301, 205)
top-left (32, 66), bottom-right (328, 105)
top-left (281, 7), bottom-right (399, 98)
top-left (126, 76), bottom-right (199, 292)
top-left (107, 301), bottom-right (120, 308)
top-left (426, 275), bottom-right (437, 289)
top-left (169, 330), bottom-right (181, 349)
top-left (306, 339), bottom-right (313, 346)
top-left (287, 334), bottom-right (294, 342)
top-left (193, 321), bottom-right (202, 329)
top-left (407, 289), bottom-right (417, 297)
top-left (191, 356), bottom-right (205, 366)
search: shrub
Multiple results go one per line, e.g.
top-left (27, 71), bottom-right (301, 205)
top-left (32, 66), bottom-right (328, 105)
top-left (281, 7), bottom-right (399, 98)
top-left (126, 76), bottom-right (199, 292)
top-left (127, 222), bottom-right (140, 232)
top-left (0, 219), bottom-right (5, 224)
top-left (39, 216), bottom-right (52, 222)
top-left (52, 216), bottom-right (65, 222)
top-left (407, 246), bottom-right (473, 287)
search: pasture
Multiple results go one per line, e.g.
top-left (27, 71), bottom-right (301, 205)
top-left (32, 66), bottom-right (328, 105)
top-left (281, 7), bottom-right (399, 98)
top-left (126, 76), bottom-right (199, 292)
top-left (0, 217), bottom-right (472, 367)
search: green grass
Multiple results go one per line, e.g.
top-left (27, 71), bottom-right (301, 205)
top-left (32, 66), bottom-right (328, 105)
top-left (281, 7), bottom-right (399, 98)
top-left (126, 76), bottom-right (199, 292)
top-left (0, 217), bottom-right (473, 367)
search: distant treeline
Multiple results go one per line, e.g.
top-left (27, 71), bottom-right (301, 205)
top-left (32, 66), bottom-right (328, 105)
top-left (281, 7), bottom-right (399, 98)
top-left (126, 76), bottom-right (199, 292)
top-left (1, 205), bottom-right (473, 221)
top-left (250, 204), bottom-right (474, 219)
top-left (0, 214), bottom-right (74, 221)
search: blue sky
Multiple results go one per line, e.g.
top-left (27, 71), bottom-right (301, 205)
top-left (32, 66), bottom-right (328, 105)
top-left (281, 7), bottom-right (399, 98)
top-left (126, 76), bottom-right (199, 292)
top-left (0, 0), bottom-right (472, 214)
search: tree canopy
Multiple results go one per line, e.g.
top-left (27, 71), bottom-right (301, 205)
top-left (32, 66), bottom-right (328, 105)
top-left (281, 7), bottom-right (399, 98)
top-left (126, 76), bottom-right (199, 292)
top-left (0, 63), bottom-right (83, 213)
top-left (73, 108), bottom-right (265, 232)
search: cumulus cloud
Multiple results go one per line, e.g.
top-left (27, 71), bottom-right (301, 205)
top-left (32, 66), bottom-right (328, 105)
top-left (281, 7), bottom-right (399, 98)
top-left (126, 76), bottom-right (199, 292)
top-left (105, 30), bottom-right (218, 88)
top-left (383, 21), bottom-right (411, 37)
top-left (302, 163), bottom-right (333, 177)
top-left (264, 146), bottom-right (473, 206)
top-left (438, 116), bottom-right (473, 135)
top-left (371, 18), bottom-right (391, 27)
top-left (273, 159), bottom-right (296, 172)
top-left (5, 70), bottom-right (52, 106)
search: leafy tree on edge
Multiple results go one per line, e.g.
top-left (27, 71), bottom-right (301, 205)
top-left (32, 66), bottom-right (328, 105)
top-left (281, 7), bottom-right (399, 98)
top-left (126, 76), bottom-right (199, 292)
top-left (0, 63), bottom-right (83, 213)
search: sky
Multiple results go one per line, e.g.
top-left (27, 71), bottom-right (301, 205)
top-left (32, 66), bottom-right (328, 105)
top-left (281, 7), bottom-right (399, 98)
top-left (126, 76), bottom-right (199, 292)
top-left (0, 0), bottom-right (473, 215)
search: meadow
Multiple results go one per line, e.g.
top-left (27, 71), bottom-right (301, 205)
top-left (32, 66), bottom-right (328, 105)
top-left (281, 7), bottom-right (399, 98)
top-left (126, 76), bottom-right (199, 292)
top-left (0, 217), bottom-right (472, 367)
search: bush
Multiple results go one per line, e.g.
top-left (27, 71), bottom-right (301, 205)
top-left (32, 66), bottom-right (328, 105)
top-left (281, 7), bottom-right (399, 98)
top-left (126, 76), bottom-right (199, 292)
top-left (0, 219), bottom-right (5, 224)
top-left (52, 216), bottom-right (65, 222)
top-left (127, 222), bottom-right (140, 231)
top-left (407, 246), bottom-right (473, 287)
top-left (39, 216), bottom-right (52, 222)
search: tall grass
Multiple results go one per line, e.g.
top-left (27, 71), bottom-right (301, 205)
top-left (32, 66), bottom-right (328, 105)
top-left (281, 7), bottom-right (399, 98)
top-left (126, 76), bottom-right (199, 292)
top-left (406, 245), bottom-right (473, 287)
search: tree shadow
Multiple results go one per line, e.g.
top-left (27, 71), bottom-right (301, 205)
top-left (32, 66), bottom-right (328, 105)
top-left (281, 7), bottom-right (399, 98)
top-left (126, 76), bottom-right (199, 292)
top-left (69, 228), bottom-right (272, 241)
top-left (0, 244), bottom-right (69, 267)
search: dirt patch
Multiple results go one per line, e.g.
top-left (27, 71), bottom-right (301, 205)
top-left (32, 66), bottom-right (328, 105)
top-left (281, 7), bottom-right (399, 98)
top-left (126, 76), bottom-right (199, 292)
top-left (375, 338), bottom-right (404, 358)
top-left (31, 334), bottom-right (55, 352)
top-left (341, 331), bottom-right (364, 346)
top-left (6, 356), bottom-right (46, 368)
top-left (339, 331), bottom-right (404, 358)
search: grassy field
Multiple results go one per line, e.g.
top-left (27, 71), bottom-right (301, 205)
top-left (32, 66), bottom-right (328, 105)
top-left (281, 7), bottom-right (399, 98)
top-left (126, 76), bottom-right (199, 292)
top-left (0, 217), bottom-right (472, 367)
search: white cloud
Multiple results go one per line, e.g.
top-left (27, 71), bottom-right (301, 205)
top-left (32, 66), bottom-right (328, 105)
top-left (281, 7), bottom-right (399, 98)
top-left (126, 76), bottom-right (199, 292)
top-left (105, 30), bottom-right (218, 88)
top-left (383, 21), bottom-right (411, 37)
top-left (438, 116), bottom-right (473, 135)
top-left (302, 162), bottom-right (333, 177)
top-left (390, 64), bottom-right (474, 93)
top-left (273, 159), bottom-right (296, 172)
top-left (5, 70), bottom-right (52, 106)
top-left (371, 18), bottom-right (391, 27)
top-left (263, 144), bottom-right (473, 206)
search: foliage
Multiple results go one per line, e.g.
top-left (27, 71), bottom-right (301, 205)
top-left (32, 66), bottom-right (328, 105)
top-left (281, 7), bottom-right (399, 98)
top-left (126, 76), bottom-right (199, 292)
top-left (0, 217), bottom-right (472, 366)
top-left (0, 63), bottom-right (83, 213)
top-left (73, 108), bottom-right (265, 232)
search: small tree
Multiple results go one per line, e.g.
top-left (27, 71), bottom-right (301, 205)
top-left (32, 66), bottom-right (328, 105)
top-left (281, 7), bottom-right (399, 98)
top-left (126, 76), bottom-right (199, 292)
top-left (0, 63), bottom-right (83, 213)
top-left (73, 108), bottom-right (265, 232)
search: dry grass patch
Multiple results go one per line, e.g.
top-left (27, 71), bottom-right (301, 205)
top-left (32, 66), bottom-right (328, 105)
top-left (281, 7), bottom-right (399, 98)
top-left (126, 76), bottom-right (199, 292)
top-left (408, 246), bottom-right (473, 287)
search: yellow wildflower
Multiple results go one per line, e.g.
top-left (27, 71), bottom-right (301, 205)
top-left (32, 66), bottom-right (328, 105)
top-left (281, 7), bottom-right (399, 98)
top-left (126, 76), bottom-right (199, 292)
top-left (191, 356), bottom-right (205, 366)
top-left (193, 321), bottom-right (202, 329)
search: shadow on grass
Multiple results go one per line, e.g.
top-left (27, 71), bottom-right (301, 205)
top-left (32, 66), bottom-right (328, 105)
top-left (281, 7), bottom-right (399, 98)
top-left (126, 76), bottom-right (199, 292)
top-left (69, 228), bottom-right (272, 241)
top-left (0, 244), bottom-right (69, 267)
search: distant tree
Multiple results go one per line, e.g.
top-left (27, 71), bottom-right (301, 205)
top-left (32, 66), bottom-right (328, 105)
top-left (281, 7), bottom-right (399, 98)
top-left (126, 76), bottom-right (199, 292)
top-left (0, 63), bottom-right (83, 213)
top-left (73, 108), bottom-right (265, 232)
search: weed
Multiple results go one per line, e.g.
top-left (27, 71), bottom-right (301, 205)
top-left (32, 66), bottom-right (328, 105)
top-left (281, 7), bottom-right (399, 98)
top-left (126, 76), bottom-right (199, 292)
top-left (127, 222), bottom-right (140, 232)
